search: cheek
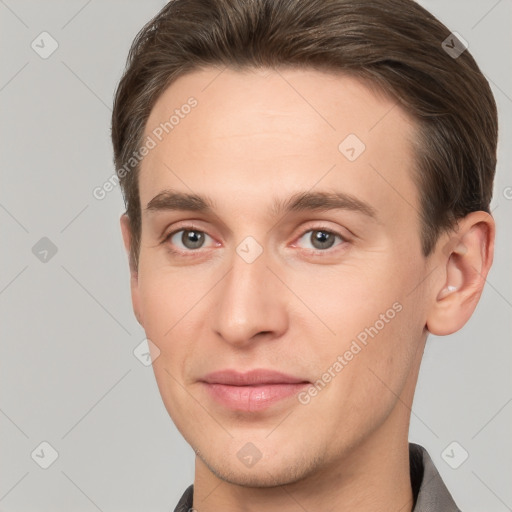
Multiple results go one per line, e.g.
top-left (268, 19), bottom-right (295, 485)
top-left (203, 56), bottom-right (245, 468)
top-left (292, 263), bottom-right (398, 342)
top-left (137, 261), bottom-right (199, 339)
top-left (137, 266), bottom-right (207, 381)
top-left (138, 282), bottom-right (171, 339)
top-left (308, 260), bottom-right (424, 392)
top-left (308, 302), bottom-right (419, 441)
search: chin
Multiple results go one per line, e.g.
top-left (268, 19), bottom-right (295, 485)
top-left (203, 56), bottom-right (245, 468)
top-left (197, 447), bottom-right (322, 488)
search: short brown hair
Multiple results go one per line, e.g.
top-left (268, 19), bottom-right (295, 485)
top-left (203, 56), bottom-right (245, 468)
top-left (111, 0), bottom-right (497, 271)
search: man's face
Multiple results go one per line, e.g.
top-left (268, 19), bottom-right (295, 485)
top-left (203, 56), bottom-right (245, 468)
top-left (127, 67), bottom-right (434, 486)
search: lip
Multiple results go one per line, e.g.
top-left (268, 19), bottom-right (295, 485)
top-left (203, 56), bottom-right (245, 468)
top-left (200, 369), bottom-right (310, 412)
top-left (201, 369), bottom-right (308, 386)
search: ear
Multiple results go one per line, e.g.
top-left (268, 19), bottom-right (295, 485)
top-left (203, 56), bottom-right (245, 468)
top-left (426, 211), bottom-right (495, 336)
top-left (120, 213), bottom-right (144, 327)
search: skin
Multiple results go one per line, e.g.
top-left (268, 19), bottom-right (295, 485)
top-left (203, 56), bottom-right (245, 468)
top-left (120, 67), bottom-right (494, 511)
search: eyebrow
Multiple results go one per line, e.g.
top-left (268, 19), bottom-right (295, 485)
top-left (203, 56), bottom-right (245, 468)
top-left (145, 189), bottom-right (377, 219)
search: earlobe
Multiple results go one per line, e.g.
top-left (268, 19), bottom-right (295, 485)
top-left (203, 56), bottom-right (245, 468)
top-left (120, 213), bottom-right (144, 327)
top-left (426, 212), bottom-right (495, 336)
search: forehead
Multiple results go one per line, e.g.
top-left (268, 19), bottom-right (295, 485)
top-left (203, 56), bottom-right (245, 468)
top-left (139, 67), bottom-right (419, 227)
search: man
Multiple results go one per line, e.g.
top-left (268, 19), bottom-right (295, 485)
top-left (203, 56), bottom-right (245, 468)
top-left (111, 0), bottom-right (497, 510)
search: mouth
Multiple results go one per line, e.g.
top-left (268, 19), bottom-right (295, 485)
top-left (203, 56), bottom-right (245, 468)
top-left (199, 369), bottom-right (310, 412)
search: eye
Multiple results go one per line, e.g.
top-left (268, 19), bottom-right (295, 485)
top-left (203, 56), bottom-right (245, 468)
top-left (295, 228), bottom-right (345, 252)
top-left (165, 227), bottom-right (216, 252)
top-left (163, 225), bottom-right (347, 255)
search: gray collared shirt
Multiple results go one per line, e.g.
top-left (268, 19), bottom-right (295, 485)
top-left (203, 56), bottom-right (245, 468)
top-left (174, 442), bottom-right (461, 511)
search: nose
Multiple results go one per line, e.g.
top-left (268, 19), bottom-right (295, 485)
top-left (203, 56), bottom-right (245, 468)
top-left (210, 246), bottom-right (288, 349)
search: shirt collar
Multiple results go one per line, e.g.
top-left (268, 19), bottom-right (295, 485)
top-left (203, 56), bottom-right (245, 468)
top-left (410, 443), bottom-right (461, 511)
top-left (174, 443), bottom-right (461, 511)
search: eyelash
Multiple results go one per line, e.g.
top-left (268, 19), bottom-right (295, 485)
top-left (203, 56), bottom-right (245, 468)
top-left (162, 223), bottom-right (348, 257)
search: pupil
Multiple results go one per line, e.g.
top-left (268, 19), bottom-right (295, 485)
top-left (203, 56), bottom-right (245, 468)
top-left (183, 230), bottom-right (204, 249)
top-left (313, 230), bottom-right (334, 249)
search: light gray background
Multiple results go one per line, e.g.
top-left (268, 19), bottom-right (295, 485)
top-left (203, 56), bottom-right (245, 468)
top-left (1, 1), bottom-right (510, 511)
